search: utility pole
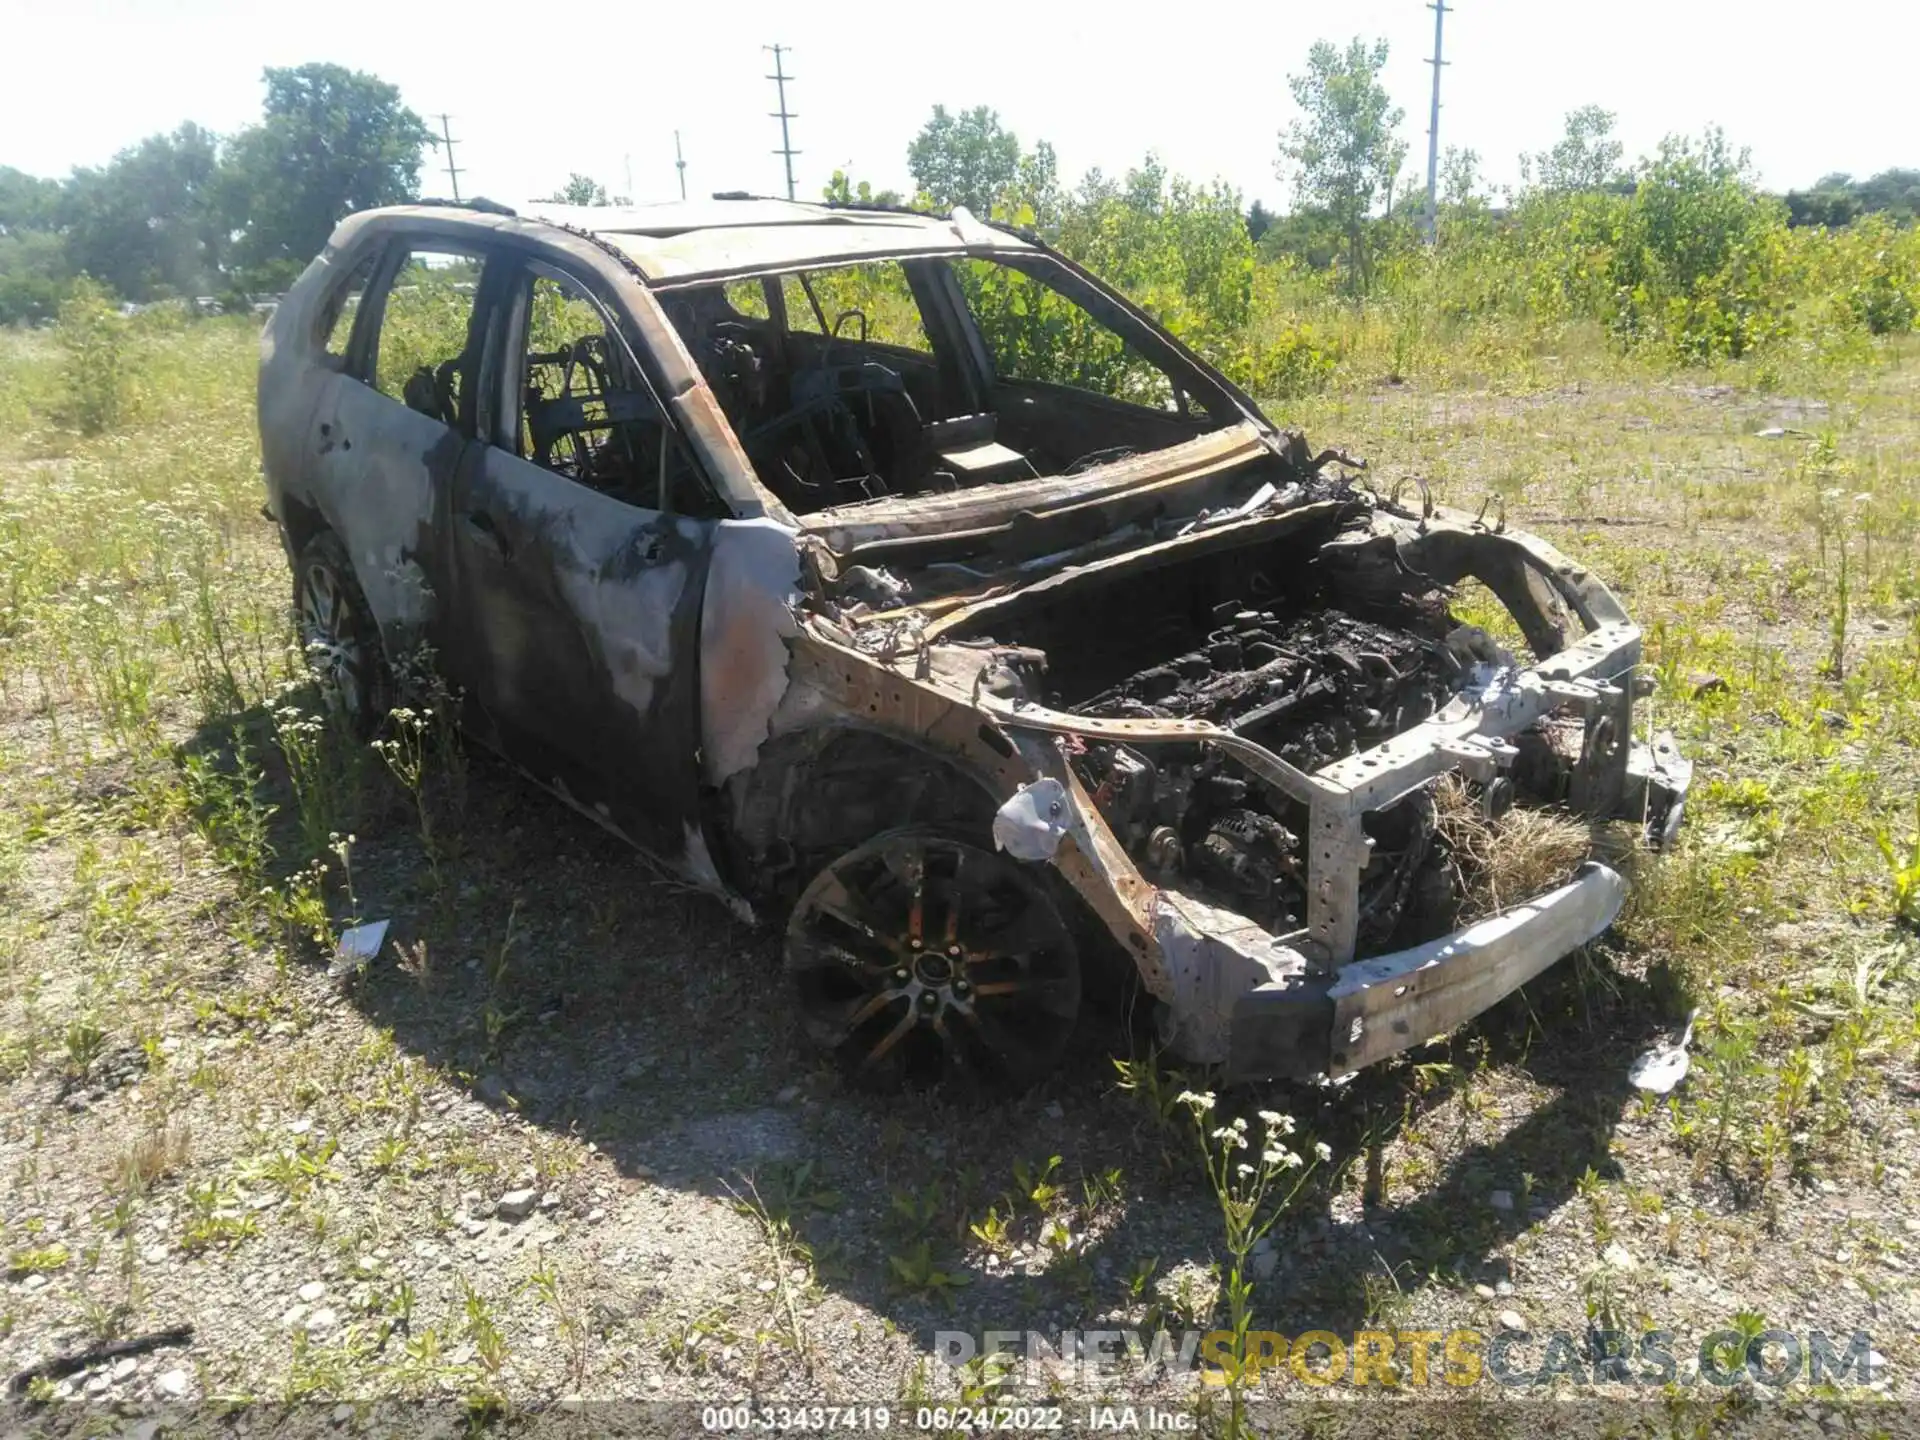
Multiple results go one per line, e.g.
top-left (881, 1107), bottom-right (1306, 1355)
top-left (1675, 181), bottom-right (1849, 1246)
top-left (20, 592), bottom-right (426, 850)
top-left (764, 45), bottom-right (799, 200)
top-left (1423, 0), bottom-right (1449, 245)
top-left (437, 114), bottom-right (463, 203)
top-left (623, 153), bottom-right (634, 205)
top-left (675, 130), bottom-right (688, 200)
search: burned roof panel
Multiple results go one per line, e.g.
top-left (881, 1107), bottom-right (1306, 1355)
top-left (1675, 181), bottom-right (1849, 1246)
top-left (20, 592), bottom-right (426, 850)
top-left (517, 198), bottom-right (1035, 281)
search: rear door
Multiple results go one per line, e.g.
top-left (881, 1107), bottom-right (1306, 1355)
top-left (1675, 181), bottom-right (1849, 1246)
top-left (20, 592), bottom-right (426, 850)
top-left (445, 254), bottom-right (723, 864)
top-left (303, 236), bottom-right (494, 662)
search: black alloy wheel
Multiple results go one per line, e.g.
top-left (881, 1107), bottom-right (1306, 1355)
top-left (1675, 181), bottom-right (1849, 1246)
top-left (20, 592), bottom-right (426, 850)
top-left (785, 829), bottom-right (1082, 1088)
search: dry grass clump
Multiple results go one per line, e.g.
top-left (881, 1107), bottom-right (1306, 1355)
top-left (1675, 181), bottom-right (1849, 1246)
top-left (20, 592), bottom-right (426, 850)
top-left (1433, 775), bottom-right (1597, 922)
top-left (110, 1119), bottom-right (193, 1195)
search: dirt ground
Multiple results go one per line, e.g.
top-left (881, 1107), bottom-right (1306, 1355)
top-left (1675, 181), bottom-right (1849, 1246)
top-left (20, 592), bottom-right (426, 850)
top-left (1, 340), bottom-right (1917, 1431)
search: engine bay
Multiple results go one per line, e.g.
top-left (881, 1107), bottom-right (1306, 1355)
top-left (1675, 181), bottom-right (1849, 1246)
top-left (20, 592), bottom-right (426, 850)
top-left (942, 511), bottom-right (1533, 948)
top-left (1075, 604), bottom-right (1464, 772)
top-left (1072, 610), bottom-right (1465, 944)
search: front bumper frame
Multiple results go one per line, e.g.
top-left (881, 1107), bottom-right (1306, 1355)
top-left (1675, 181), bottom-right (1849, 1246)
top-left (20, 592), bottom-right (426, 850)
top-left (1225, 862), bottom-right (1627, 1081)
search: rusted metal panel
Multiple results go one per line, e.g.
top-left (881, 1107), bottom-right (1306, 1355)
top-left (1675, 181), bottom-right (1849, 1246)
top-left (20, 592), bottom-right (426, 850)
top-left (701, 518), bottom-right (802, 786)
top-left (1325, 862), bottom-right (1627, 1074)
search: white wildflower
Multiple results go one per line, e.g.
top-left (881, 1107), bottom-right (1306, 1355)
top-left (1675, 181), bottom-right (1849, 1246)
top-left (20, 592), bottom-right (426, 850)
top-left (1313, 1141), bottom-right (1333, 1163)
top-left (1176, 1090), bottom-right (1216, 1113)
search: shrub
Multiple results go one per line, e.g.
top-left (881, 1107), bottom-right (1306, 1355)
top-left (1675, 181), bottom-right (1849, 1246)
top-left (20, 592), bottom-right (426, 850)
top-left (1839, 218), bottom-right (1919, 336)
top-left (1223, 320), bottom-right (1341, 401)
top-left (54, 276), bottom-right (140, 434)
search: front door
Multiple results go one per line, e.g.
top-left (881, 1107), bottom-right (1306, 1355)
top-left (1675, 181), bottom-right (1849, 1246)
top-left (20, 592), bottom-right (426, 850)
top-left (446, 258), bottom-right (721, 865)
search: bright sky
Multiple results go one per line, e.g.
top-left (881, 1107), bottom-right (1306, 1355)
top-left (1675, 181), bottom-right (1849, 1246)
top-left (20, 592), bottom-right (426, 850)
top-left (3, 0), bottom-right (1912, 210)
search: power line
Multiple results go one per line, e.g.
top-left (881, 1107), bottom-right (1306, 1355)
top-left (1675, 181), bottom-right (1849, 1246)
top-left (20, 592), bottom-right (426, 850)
top-left (675, 130), bottom-right (688, 201)
top-left (1423, 0), bottom-right (1449, 245)
top-left (436, 113), bottom-right (464, 204)
top-left (764, 45), bottom-right (799, 201)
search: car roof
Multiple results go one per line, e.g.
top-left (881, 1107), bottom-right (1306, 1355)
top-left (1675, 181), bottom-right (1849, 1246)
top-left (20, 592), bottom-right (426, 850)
top-left (515, 196), bottom-right (1038, 282)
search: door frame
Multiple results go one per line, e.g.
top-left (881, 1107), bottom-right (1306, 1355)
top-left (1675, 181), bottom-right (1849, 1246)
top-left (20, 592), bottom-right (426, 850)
top-left (443, 246), bottom-right (719, 867)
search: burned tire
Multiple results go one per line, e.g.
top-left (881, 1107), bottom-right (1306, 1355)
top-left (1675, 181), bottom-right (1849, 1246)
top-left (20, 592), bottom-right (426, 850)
top-left (293, 529), bottom-right (390, 738)
top-left (785, 828), bottom-right (1081, 1090)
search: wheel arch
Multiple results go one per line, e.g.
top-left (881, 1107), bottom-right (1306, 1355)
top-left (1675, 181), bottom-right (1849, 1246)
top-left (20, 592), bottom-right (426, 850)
top-left (719, 721), bottom-right (1009, 908)
top-left (277, 491), bottom-right (329, 564)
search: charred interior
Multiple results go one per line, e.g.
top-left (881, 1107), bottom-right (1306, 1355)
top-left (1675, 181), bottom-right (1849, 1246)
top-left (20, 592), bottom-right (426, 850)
top-left (657, 253), bottom-right (1228, 517)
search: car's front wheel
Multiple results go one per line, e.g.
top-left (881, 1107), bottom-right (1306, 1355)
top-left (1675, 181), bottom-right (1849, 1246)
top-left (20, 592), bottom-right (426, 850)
top-left (293, 529), bottom-right (390, 737)
top-left (785, 828), bottom-right (1082, 1089)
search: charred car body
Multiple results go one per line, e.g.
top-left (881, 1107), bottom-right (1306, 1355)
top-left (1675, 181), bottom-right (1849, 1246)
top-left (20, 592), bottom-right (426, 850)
top-left (258, 196), bottom-right (1690, 1087)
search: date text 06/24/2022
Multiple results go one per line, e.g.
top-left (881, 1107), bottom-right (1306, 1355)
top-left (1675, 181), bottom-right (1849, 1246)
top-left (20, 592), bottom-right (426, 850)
top-left (698, 1405), bottom-right (1197, 1432)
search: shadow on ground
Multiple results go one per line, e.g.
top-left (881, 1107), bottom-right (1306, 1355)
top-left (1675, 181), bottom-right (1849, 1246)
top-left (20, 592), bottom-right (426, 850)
top-left (182, 701), bottom-right (1679, 1359)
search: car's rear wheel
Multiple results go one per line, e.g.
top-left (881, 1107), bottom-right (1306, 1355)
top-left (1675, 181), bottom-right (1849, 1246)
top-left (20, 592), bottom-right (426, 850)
top-left (293, 529), bottom-right (390, 737)
top-left (785, 828), bottom-right (1081, 1089)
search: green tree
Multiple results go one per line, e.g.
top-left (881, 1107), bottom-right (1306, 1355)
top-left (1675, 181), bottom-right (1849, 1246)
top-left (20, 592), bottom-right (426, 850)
top-left (1853, 168), bottom-right (1920, 223)
top-left (0, 167), bottom-right (62, 235)
top-left (1246, 200), bottom-right (1276, 245)
top-left (1787, 169), bottom-right (1920, 228)
top-left (1009, 140), bottom-right (1063, 229)
top-left (60, 124), bottom-right (223, 302)
top-left (220, 63), bottom-right (434, 291)
top-left (1277, 38), bottom-right (1407, 293)
top-left (55, 277), bottom-right (139, 434)
top-left (822, 170), bottom-right (905, 207)
top-left (0, 230), bottom-right (68, 324)
top-left (1627, 129), bottom-right (1771, 296)
top-left (1440, 147), bottom-right (1483, 209)
top-left (1786, 174), bottom-right (1863, 229)
top-left (1060, 155), bottom-right (1255, 335)
top-left (1521, 106), bottom-right (1626, 193)
top-left (0, 166), bottom-right (68, 323)
top-left (907, 105), bottom-right (1021, 213)
top-left (542, 173), bottom-right (610, 205)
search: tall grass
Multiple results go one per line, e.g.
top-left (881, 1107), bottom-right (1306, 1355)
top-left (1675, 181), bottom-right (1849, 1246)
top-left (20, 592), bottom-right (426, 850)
top-left (0, 305), bottom-right (281, 775)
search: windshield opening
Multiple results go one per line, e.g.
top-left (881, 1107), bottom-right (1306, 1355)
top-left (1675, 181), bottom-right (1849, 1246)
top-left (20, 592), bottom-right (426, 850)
top-left (659, 253), bottom-right (1231, 515)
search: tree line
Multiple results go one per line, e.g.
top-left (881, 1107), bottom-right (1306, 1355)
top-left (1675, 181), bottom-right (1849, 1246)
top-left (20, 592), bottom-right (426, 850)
top-left (4, 46), bottom-right (1918, 368)
top-left (0, 64), bottom-right (432, 322)
top-left (874, 44), bottom-right (1919, 369)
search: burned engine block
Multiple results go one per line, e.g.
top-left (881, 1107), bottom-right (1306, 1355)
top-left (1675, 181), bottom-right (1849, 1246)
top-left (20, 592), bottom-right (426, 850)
top-left (1077, 602), bottom-right (1459, 771)
top-left (1069, 601), bottom-right (1461, 939)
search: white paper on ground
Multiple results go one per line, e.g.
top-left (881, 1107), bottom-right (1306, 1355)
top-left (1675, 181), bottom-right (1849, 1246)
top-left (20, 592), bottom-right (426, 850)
top-left (1628, 1007), bottom-right (1699, 1094)
top-left (1628, 1046), bottom-right (1691, 1093)
top-left (329, 919), bottom-right (390, 976)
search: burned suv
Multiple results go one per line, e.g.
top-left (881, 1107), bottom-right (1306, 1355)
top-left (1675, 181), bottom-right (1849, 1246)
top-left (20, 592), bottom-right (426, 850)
top-left (259, 195), bottom-right (1690, 1087)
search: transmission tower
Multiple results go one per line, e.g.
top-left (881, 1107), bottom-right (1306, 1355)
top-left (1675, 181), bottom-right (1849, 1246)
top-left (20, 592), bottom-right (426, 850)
top-left (675, 130), bottom-right (688, 200)
top-left (437, 114), bottom-right (463, 203)
top-left (764, 45), bottom-right (799, 200)
top-left (1423, 1), bottom-right (1449, 244)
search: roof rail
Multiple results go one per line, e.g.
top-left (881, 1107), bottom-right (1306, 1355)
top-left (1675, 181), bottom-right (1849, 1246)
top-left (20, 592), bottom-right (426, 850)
top-left (407, 196), bottom-right (518, 217)
top-left (820, 197), bottom-right (949, 222)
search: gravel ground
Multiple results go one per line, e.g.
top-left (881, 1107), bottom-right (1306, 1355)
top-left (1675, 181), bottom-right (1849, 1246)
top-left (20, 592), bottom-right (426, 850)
top-left (3, 371), bottom-right (1918, 1432)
